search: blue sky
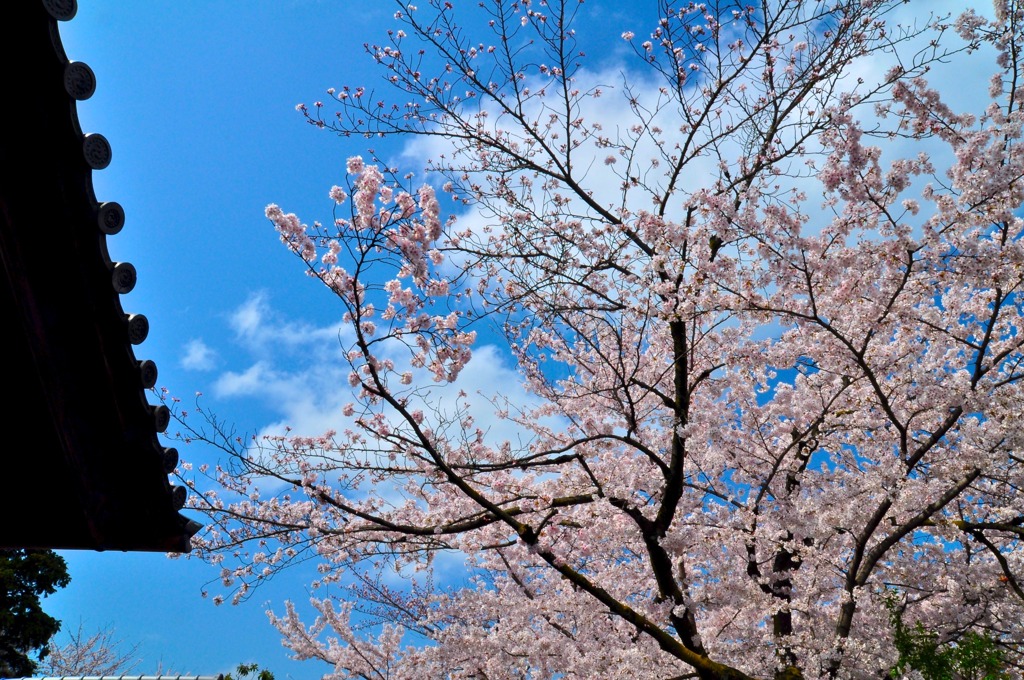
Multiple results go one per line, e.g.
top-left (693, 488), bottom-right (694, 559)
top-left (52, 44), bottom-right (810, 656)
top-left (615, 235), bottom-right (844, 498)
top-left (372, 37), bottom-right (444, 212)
top-left (43, 1), bottom-right (993, 678)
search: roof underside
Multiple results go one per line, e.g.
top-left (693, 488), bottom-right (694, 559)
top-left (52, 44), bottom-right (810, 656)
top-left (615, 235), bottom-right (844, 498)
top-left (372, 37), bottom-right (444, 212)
top-left (0, 0), bottom-right (198, 552)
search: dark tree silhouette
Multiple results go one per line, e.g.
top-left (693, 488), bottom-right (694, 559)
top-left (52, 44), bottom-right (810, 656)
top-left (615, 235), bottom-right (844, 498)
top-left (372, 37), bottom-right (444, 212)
top-left (0, 549), bottom-right (70, 676)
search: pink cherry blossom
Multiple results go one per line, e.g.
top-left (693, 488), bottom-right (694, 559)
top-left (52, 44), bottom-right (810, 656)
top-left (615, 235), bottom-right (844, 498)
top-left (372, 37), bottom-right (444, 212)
top-left (179, 2), bottom-right (1024, 678)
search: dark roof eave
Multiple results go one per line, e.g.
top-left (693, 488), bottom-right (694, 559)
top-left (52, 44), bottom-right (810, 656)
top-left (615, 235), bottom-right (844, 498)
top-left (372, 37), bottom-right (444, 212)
top-left (0, 0), bottom-right (200, 553)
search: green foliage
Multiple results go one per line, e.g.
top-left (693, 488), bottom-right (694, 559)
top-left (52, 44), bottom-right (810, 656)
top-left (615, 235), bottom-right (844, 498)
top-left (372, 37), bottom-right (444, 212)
top-left (0, 549), bottom-right (71, 677)
top-left (225, 662), bottom-right (275, 680)
top-left (885, 593), bottom-right (1008, 680)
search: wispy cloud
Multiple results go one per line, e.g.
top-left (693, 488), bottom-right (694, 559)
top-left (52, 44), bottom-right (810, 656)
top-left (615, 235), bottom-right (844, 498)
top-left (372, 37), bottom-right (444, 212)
top-left (230, 291), bottom-right (351, 355)
top-left (181, 338), bottom-right (218, 371)
top-left (209, 294), bottom-right (542, 447)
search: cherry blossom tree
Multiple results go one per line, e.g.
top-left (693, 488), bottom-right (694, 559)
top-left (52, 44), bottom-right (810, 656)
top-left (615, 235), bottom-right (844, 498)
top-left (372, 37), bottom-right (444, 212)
top-left (38, 623), bottom-right (141, 677)
top-left (175, 0), bottom-right (1024, 677)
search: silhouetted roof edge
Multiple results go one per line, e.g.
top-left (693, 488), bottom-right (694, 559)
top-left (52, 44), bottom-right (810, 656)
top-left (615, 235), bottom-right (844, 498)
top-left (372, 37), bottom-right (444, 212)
top-left (0, 0), bottom-right (201, 552)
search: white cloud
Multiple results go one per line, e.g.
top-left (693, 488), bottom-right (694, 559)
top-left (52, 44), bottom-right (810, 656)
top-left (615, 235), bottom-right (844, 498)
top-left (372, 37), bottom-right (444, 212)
top-left (399, 0), bottom-right (1002, 236)
top-left (210, 295), bottom-right (541, 445)
top-left (181, 338), bottom-right (217, 371)
top-left (213, 361), bottom-right (276, 397)
top-left (229, 291), bottom-right (352, 355)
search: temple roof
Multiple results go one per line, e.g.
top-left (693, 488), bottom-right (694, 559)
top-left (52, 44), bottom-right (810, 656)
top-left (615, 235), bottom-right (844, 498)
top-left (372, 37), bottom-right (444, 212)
top-left (0, 0), bottom-right (199, 552)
